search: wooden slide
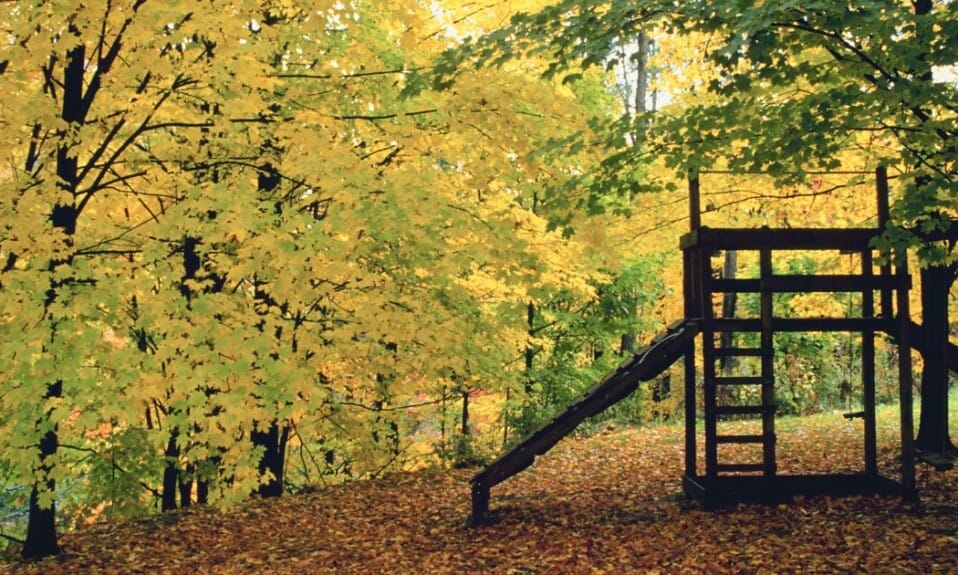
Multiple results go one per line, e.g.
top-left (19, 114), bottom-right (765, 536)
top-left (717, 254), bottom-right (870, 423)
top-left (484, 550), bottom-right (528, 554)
top-left (469, 319), bottom-right (700, 526)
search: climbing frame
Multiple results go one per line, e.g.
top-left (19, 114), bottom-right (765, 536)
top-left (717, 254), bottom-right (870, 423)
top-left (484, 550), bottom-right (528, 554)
top-left (681, 167), bottom-right (917, 507)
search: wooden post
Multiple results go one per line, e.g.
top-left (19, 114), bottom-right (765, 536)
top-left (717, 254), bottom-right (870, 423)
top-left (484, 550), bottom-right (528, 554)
top-left (876, 166), bottom-right (890, 228)
top-left (760, 247), bottom-right (776, 477)
top-left (862, 249), bottom-right (877, 476)
top-left (703, 246), bottom-right (717, 479)
top-left (689, 174), bottom-right (701, 231)
top-left (684, 342), bottom-right (697, 478)
top-left (469, 481), bottom-right (490, 527)
top-left (896, 253), bottom-right (916, 499)
top-left (683, 247), bottom-right (697, 478)
top-left (876, 166), bottom-right (893, 319)
top-left (686, 175), bottom-right (707, 477)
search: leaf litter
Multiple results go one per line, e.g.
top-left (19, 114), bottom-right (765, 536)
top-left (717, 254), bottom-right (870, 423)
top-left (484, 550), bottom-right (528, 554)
top-left (4, 414), bottom-right (958, 574)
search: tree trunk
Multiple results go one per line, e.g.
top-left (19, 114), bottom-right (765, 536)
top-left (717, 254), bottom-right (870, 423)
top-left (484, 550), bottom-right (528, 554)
top-left (910, 0), bottom-right (954, 454)
top-left (253, 421), bottom-right (289, 498)
top-left (461, 391), bottom-right (471, 436)
top-left (162, 431), bottom-right (180, 511)
top-left (719, 250), bottom-right (738, 375)
top-left (524, 301), bottom-right (536, 393)
top-left (197, 477), bottom-right (210, 505)
top-left (179, 473), bottom-right (193, 509)
top-left (24, 35), bottom-right (86, 560)
top-left (620, 333), bottom-right (636, 355)
top-left (21, 381), bottom-right (63, 561)
top-left (915, 264), bottom-right (956, 454)
top-left (634, 29), bottom-right (651, 115)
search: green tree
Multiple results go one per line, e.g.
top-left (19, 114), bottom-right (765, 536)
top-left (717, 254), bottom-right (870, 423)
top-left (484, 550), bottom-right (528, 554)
top-left (0, 0), bottom-right (275, 558)
top-left (435, 0), bottom-right (957, 453)
top-left (0, 0), bottom-right (656, 562)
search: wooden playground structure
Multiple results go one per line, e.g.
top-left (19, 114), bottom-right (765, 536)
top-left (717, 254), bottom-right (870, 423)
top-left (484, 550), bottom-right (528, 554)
top-left (469, 167), bottom-right (921, 526)
top-left (681, 167), bottom-right (914, 507)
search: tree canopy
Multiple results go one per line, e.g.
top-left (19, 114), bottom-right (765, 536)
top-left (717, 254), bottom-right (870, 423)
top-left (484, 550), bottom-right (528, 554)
top-left (1, 0), bottom-right (955, 563)
top-left (436, 0), bottom-right (956, 257)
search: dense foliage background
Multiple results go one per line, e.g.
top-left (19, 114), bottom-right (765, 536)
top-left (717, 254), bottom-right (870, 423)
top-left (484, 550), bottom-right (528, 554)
top-left (0, 0), bottom-right (954, 560)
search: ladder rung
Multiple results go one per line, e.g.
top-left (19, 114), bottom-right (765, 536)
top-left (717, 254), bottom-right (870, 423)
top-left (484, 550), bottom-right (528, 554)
top-left (713, 376), bottom-right (766, 386)
top-left (715, 463), bottom-right (766, 473)
top-left (715, 405), bottom-right (770, 416)
top-left (715, 434), bottom-right (767, 444)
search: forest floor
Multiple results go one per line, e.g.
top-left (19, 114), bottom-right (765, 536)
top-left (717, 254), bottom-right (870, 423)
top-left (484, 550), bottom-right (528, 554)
top-left (4, 410), bottom-right (958, 574)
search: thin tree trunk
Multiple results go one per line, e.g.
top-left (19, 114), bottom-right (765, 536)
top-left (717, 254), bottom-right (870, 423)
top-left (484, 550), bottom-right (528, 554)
top-left (634, 29), bottom-right (650, 115)
top-left (179, 473), bottom-right (193, 509)
top-left (162, 432), bottom-right (180, 511)
top-left (461, 391), bottom-right (471, 436)
top-left (524, 301), bottom-right (536, 393)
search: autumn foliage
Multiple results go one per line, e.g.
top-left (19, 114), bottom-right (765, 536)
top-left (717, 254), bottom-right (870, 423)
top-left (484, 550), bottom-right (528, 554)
top-left (1, 0), bottom-right (956, 565)
top-left (4, 412), bottom-right (957, 574)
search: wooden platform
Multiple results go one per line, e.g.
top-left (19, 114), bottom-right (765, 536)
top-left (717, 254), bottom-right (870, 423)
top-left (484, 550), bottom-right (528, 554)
top-left (683, 473), bottom-right (907, 509)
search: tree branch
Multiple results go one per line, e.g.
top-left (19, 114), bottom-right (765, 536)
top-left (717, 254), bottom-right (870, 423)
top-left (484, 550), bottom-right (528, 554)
top-left (335, 109), bottom-right (438, 121)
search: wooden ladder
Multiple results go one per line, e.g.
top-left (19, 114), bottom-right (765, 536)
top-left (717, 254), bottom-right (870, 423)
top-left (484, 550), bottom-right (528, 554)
top-left (702, 248), bottom-right (776, 478)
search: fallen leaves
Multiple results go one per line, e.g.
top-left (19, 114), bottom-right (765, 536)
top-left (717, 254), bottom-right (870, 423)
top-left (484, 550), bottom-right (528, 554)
top-left (4, 413), bottom-right (958, 574)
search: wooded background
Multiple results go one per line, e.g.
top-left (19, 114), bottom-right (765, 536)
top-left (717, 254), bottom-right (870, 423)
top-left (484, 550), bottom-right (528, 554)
top-left (1, 0), bottom-right (954, 560)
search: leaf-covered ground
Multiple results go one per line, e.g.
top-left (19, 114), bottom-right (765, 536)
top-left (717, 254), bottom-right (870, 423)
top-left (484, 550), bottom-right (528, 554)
top-left (5, 414), bottom-right (958, 574)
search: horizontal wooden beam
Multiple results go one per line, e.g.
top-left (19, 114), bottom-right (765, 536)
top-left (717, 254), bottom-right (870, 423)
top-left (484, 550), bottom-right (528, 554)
top-left (709, 275), bottom-right (907, 294)
top-left (711, 317), bottom-right (894, 332)
top-left (681, 227), bottom-right (880, 251)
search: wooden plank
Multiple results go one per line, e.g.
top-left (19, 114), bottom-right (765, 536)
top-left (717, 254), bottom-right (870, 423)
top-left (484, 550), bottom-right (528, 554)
top-left (762, 274), bottom-right (906, 293)
top-left (684, 473), bottom-right (904, 509)
top-left (712, 275), bottom-right (907, 294)
top-left (715, 463), bottom-right (766, 473)
top-left (713, 317), bottom-right (894, 333)
top-left (862, 250), bottom-right (877, 476)
top-left (760, 247), bottom-right (777, 477)
top-left (710, 278), bottom-right (761, 293)
top-left (689, 176), bottom-right (701, 230)
top-left (691, 227), bottom-right (879, 251)
top-left (775, 318), bottom-right (893, 332)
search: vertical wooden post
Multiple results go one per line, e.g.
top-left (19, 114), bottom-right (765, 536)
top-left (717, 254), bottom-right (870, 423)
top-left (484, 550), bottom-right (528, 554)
top-left (470, 481), bottom-right (490, 526)
top-left (759, 247), bottom-right (776, 477)
top-left (862, 250), bottom-right (877, 476)
top-left (703, 246), bottom-right (717, 479)
top-left (683, 247), bottom-right (697, 478)
top-left (689, 174), bottom-right (701, 231)
top-left (687, 173), bottom-right (703, 478)
top-left (876, 166), bottom-right (893, 319)
top-left (896, 254), bottom-right (916, 498)
top-left (876, 166), bottom-right (890, 228)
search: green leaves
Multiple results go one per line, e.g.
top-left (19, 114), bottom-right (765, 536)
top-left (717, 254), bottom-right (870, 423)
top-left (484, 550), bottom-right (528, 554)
top-left (436, 0), bottom-right (956, 262)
